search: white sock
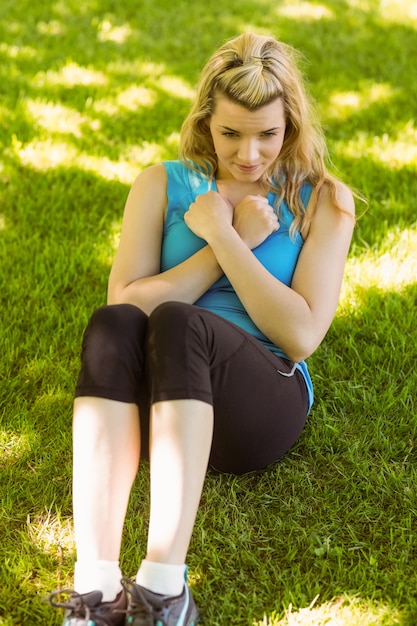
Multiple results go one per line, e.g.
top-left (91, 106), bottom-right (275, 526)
top-left (74, 560), bottom-right (123, 602)
top-left (136, 560), bottom-right (186, 597)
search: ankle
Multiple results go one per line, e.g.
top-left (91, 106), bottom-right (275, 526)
top-left (74, 560), bottom-right (123, 602)
top-left (136, 560), bottom-right (186, 596)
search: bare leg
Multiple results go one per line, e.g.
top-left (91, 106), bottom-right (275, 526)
top-left (72, 397), bottom-right (141, 561)
top-left (146, 399), bottom-right (214, 565)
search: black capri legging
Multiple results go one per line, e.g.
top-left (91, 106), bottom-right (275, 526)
top-left (75, 302), bottom-right (309, 474)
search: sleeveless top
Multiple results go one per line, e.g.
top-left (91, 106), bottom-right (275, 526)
top-left (160, 160), bottom-right (314, 411)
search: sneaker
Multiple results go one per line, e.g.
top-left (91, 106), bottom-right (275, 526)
top-left (122, 577), bottom-right (199, 626)
top-left (49, 588), bottom-right (127, 625)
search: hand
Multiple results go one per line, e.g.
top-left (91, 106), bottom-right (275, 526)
top-left (184, 191), bottom-right (234, 242)
top-left (233, 195), bottom-right (279, 249)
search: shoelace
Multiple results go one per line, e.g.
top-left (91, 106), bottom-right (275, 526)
top-left (127, 600), bottom-right (167, 626)
top-left (49, 589), bottom-right (120, 626)
top-left (49, 589), bottom-right (91, 618)
top-left (121, 578), bottom-right (150, 618)
top-left (127, 601), bottom-right (153, 619)
top-left (121, 576), bottom-right (169, 624)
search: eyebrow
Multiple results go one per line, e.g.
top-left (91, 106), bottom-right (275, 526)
top-left (219, 125), bottom-right (281, 133)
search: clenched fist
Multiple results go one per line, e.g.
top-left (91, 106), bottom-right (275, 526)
top-left (185, 191), bottom-right (234, 242)
top-left (233, 195), bottom-right (279, 249)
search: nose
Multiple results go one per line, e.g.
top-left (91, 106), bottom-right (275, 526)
top-left (237, 138), bottom-right (259, 163)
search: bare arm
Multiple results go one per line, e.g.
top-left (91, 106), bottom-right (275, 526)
top-left (108, 164), bottom-right (229, 313)
top-left (185, 183), bottom-right (355, 362)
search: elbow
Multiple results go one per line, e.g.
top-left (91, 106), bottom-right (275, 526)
top-left (282, 333), bottom-right (322, 364)
top-left (286, 348), bottom-right (312, 364)
top-left (107, 283), bottom-right (158, 316)
top-left (107, 284), bottom-right (138, 309)
top-left (107, 284), bottom-right (124, 306)
top-left (107, 272), bottom-right (124, 306)
top-left (107, 271), bottom-right (139, 307)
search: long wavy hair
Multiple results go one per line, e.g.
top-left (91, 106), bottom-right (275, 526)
top-left (179, 32), bottom-right (352, 233)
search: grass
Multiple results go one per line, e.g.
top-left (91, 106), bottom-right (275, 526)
top-left (0, 0), bottom-right (416, 624)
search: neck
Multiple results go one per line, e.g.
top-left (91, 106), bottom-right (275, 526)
top-left (215, 178), bottom-right (268, 206)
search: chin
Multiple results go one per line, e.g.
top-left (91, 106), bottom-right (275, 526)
top-left (235, 171), bottom-right (263, 183)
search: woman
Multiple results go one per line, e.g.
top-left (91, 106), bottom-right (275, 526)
top-left (50, 32), bottom-right (355, 626)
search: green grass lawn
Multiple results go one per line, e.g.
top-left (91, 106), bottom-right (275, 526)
top-left (1, 0), bottom-right (416, 624)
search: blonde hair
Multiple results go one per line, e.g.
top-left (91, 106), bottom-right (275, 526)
top-left (179, 32), bottom-right (352, 233)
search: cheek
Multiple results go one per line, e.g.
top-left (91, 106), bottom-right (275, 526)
top-left (216, 139), bottom-right (233, 158)
top-left (269, 138), bottom-right (284, 158)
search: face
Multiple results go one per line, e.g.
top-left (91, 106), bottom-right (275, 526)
top-left (209, 95), bottom-right (286, 182)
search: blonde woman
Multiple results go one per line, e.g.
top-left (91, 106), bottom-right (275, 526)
top-left (50, 32), bottom-right (355, 626)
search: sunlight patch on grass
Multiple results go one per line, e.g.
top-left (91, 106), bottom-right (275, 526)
top-left (37, 20), bottom-right (64, 36)
top-left (340, 122), bottom-right (417, 169)
top-left (0, 213), bottom-right (6, 231)
top-left (377, 0), bottom-right (417, 22)
top-left (341, 226), bottom-right (417, 305)
top-left (0, 41), bottom-right (37, 60)
top-left (256, 595), bottom-right (402, 625)
top-left (345, 0), bottom-right (416, 20)
top-left (322, 83), bottom-right (397, 122)
top-left (107, 60), bottom-right (168, 80)
top-left (96, 18), bottom-right (132, 44)
top-left (74, 146), bottom-right (144, 181)
top-left (27, 511), bottom-right (74, 556)
top-left (166, 131), bottom-right (181, 149)
top-left (123, 142), bottom-right (168, 168)
top-left (16, 138), bottom-right (78, 170)
top-left (26, 100), bottom-right (100, 138)
top-left (158, 76), bottom-right (195, 101)
top-left (93, 86), bottom-right (157, 116)
top-left (32, 61), bottom-right (108, 89)
top-left (116, 85), bottom-right (157, 109)
top-left (15, 137), bottom-right (165, 182)
top-left (0, 430), bottom-right (31, 464)
top-left (276, 1), bottom-right (334, 20)
top-left (92, 76), bottom-right (193, 117)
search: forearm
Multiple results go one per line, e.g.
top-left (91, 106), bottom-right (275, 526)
top-left (208, 227), bottom-right (317, 361)
top-left (108, 245), bottom-right (223, 314)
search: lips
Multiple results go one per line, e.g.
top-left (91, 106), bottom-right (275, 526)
top-left (235, 163), bottom-right (260, 173)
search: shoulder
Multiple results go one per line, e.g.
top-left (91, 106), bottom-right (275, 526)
top-left (132, 163), bottom-right (167, 189)
top-left (131, 160), bottom-right (201, 191)
top-left (123, 164), bottom-right (168, 222)
top-left (317, 180), bottom-right (355, 218)
top-left (303, 180), bottom-right (355, 238)
top-left (163, 160), bottom-right (211, 193)
top-left (127, 164), bottom-right (168, 207)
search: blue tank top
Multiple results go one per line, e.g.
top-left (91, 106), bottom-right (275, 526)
top-left (161, 161), bottom-right (314, 411)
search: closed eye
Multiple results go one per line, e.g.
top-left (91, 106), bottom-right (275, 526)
top-left (261, 131), bottom-right (278, 138)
